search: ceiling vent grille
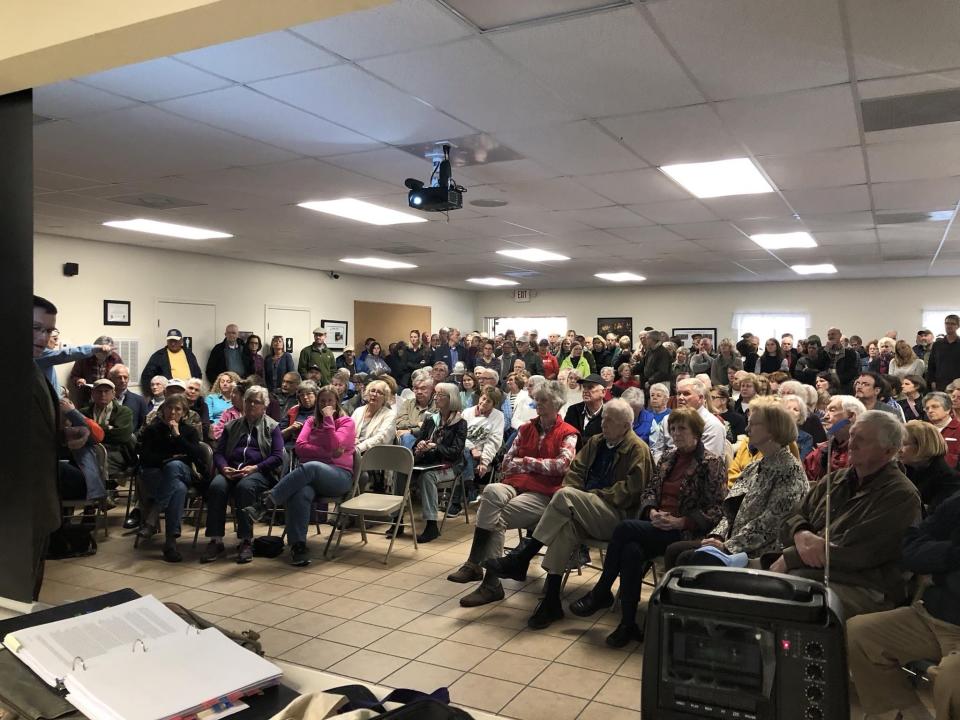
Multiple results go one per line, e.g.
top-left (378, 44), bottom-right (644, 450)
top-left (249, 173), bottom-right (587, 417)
top-left (876, 210), bottom-right (953, 225)
top-left (374, 245), bottom-right (429, 255)
top-left (862, 88), bottom-right (960, 132)
top-left (108, 193), bottom-right (207, 210)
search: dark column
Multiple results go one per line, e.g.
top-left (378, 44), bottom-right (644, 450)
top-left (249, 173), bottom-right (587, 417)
top-left (0, 89), bottom-right (38, 602)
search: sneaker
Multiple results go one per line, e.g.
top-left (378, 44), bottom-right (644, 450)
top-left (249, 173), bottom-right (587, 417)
top-left (236, 540), bottom-right (253, 564)
top-left (162, 543), bottom-right (183, 563)
top-left (605, 622), bottom-right (643, 648)
top-left (242, 492), bottom-right (275, 524)
top-left (448, 562), bottom-right (484, 583)
top-left (290, 542), bottom-right (310, 567)
top-left (460, 582), bottom-right (505, 607)
top-left (199, 539), bottom-right (225, 564)
top-left (482, 553), bottom-right (529, 582)
top-left (445, 503), bottom-right (463, 518)
top-left (569, 589), bottom-right (615, 618)
top-left (528, 597), bottom-right (564, 630)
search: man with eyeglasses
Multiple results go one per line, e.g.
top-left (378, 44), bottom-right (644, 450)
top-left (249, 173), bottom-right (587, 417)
top-left (30, 296), bottom-right (69, 598)
top-left (926, 314), bottom-right (960, 391)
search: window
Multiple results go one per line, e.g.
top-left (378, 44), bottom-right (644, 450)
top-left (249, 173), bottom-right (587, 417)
top-left (731, 313), bottom-right (809, 343)
top-left (921, 309), bottom-right (960, 334)
top-left (485, 316), bottom-right (568, 338)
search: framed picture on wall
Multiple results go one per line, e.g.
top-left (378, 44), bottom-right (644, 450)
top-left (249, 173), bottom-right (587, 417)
top-left (672, 327), bottom-right (717, 349)
top-left (103, 300), bottom-right (131, 326)
top-left (321, 319), bottom-right (348, 350)
top-left (597, 317), bottom-right (633, 341)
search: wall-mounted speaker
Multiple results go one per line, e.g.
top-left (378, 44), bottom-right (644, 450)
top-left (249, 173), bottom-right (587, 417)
top-left (63, 262), bottom-right (79, 277)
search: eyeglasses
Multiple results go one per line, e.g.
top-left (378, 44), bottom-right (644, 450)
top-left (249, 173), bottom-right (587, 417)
top-left (33, 324), bottom-right (58, 335)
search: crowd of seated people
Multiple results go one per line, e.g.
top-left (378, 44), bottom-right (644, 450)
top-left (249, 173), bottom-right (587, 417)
top-left (34, 304), bottom-right (960, 716)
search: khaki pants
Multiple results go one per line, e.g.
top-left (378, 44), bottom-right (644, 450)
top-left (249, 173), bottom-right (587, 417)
top-left (847, 601), bottom-right (960, 719)
top-left (532, 487), bottom-right (624, 574)
top-left (475, 484), bottom-right (550, 562)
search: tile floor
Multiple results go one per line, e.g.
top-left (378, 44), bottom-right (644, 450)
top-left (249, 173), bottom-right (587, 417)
top-left (42, 512), bottom-right (649, 720)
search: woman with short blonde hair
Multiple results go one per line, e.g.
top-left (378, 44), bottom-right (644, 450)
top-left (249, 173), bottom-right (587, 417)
top-left (901, 419), bottom-right (960, 513)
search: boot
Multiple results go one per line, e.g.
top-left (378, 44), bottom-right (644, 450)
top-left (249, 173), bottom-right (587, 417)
top-left (416, 520), bottom-right (440, 543)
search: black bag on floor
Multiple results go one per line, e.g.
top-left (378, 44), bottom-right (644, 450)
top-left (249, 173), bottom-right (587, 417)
top-left (45, 524), bottom-right (96, 559)
top-left (253, 535), bottom-right (285, 558)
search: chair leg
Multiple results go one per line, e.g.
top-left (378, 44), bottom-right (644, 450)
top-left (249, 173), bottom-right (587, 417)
top-left (462, 475), bottom-right (470, 525)
top-left (323, 513), bottom-right (342, 559)
top-left (192, 497), bottom-right (205, 548)
top-left (267, 506), bottom-right (277, 537)
top-left (358, 515), bottom-right (367, 543)
top-left (439, 478), bottom-right (454, 533)
top-left (384, 513), bottom-right (401, 565)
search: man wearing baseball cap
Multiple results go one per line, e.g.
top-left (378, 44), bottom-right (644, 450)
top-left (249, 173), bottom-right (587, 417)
top-left (139, 328), bottom-right (202, 389)
top-left (82, 378), bottom-right (136, 474)
top-left (563, 373), bottom-right (606, 451)
top-left (297, 327), bottom-right (336, 385)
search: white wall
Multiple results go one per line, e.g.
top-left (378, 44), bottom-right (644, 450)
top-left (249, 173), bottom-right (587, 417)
top-left (475, 277), bottom-right (960, 342)
top-left (35, 234), bottom-right (477, 387)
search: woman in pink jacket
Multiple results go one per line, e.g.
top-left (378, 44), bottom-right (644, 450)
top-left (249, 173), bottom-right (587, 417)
top-left (244, 385), bottom-right (356, 566)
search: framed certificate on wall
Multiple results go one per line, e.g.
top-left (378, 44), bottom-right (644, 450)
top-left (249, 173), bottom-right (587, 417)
top-left (103, 300), bottom-right (131, 326)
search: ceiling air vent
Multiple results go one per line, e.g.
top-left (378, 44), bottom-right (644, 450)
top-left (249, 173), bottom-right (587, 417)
top-left (503, 270), bottom-right (541, 278)
top-left (374, 245), bottom-right (429, 255)
top-left (862, 88), bottom-right (960, 133)
top-left (876, 210), bottom-right (953, 225)
top-left (107, 193), bottom-right (207, 210)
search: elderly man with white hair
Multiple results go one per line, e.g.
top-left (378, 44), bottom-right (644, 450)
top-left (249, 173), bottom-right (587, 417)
top-left (769, 410), bottom-right (921, 619)
top-left (484, 398), bottom-right (653, 629)
top-left (650, 378), bottom-right (725, 463)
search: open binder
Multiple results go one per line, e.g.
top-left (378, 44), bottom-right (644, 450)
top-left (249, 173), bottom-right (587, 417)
top-left (2, 595), bottom-right (282, 720)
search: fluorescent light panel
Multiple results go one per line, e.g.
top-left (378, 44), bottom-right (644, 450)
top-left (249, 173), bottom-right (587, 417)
top-left (340, 257), bottom-right (417, 269)
top-left (750, 232), bottom-right (817, 250)
top-left (595, 272), bottom-right (646, 282)
top-left (298, 199), bottom-right (427, 226)
top-left (791, 263), bottom-right (837, 275)
top-left (496, 248), bottom-right (570, 262)
top-left (467, 277), bottom-right (519, 286)
top-left (103, 219), bottom-right (232, 240)
top-left (660, 158), bottom-right (774, 199)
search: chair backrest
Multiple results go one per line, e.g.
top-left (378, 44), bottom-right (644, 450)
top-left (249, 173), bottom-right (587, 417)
top-left (92, 443), bottom-right (109, 483)
top-left (347, 449), bottom-right (363, 498)
top-left (198, 442), bottom-right (215, 478)
top-left (360, 444), bottom-right (415, 478)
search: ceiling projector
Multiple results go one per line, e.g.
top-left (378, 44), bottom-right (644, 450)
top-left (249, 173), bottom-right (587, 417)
top-left (404, 144), bottom-right (465, 212)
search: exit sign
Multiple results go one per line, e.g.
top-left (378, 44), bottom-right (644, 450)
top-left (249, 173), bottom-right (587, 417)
top-left (513, 289), bottom-right (531, 303)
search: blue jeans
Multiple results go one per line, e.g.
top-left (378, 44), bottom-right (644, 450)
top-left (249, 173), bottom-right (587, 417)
top-left (418, 466), bottom-right (460, 521)
top-left (141, 461), bottom-right (191, 538)
top-left (205, 471), bottom-right (272, 540)
top-left (271, 461), bottom-right (353, 545)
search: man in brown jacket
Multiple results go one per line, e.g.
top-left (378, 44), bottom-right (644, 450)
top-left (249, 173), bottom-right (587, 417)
top-left (484, 398), bottom-right (653, 629)
top-left (769, 410), bottom-right (921, 618)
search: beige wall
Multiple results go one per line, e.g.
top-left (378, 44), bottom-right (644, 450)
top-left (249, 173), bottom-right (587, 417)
top-left (35, 234), bottom-right (477, 387)
top-left (474, 277), bottom-right (960, 342)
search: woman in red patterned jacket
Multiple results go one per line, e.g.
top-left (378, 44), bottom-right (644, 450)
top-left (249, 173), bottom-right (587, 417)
top-left (447, 380), bottom-right (578, 608)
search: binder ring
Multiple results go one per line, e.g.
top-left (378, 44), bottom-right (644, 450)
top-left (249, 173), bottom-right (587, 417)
top-left (72, 656), bottom-right (86, 671)
top-left (132, 638), bottom-right (147, 653)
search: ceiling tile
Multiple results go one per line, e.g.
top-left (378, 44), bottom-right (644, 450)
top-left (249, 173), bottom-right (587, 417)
top-left (782, 185), bottom-right (873, 215)
top-left (491, 177), bottom-right (611, 211)
top-left (158, 86), bottom-right (380, 156)
top-left (291, 0), bottom-right (471, 60)
top-left (252, 65), bottom-right (473, 145)
top-left (716, 85), bottom-right (860, 155)
top-left (627, 199), bottom-right (718, 224)
top-left (34, 169), bottom-right (112, 192)
top-left (698, 193), bottom-right (793, 221)
top-left (551, 206), bottom-right (654, 229)
top-left (494, 121), bottom-right (646, 177)
top-left (691, 236), bottom-right (762, 253)
top-left (324, 147), bottom-right (440, 185)
top-left (847, 0), bottom-right (960, 80)
top-left (489, 7), bottom-right (703, 117)
top-left (77, 58), bottom-right (231, 102)
top-left (802, 211), bottom-right (876, 231)
top-left (812, 229), bottom-right (878, 246)
top-left (34, 80), bottom-right (138, 119)
top-left (648, 0), bottom-right (848, 100)
top-left (576, 168), bottom-right (690, 205)
top-left (665, 221), bottom-right (744, 240)
top-left (858, 71), bottom-right (960, 100)
top-left (34, 105), bottom-right (296, 183)
top-left (361, 38), bottom-right (577, 132)
top-left (867, 137), bottom-right (960, 182)
top-left (871, 178), bottom-right (960, 211)
top-left (606, 225), bottom-right (685, 243)
top-left (878, 224), bottom-right (947, 244)
top-left (175, 30), bottom-right (340, 82)
top-left (757, 146), bottom-right (867, 190)
top-left (600, 104), bottom-right (743, 166)
top-left (454, 159), bottom-right (558, 185)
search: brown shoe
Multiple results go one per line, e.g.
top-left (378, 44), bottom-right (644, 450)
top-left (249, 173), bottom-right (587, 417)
top-left (460, 581), bottom-right (505, 607)
top-left (448, 562), bottom-right (484, 584)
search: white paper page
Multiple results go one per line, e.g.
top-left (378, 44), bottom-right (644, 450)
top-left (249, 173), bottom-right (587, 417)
top-left (3, 595), bottom-right (188, 686)
top-left (65, 628), bottom-right (281, 720)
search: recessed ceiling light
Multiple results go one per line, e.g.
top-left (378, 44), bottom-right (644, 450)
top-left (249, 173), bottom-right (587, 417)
top-left (791, 263), bottom-right (837, 275)
top-left (340, 257), bottom-right (418, 269)
top-left (496, 249), bottom-right (570, 262)
top-left (750, 232), bottom-right (817, 250)
top-left (298, 199), bottom-right (427, 226)
top-left (659, 158), bottom-right (774, 199)
top-left (467, 277), bottom-right (519, 286)
top-left (595, 272), bottom-right (647, 282)
top-left (102, 219), bottom-right (232, 240)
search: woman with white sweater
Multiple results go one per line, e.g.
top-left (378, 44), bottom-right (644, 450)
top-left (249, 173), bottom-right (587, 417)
top-left (351, 379), bottom-right (397, 454)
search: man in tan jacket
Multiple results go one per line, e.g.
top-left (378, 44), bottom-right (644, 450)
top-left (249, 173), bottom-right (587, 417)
top-left (484, 398), bottom-right (653, 629)
top-left (769, 410), bottom-right (921, 619)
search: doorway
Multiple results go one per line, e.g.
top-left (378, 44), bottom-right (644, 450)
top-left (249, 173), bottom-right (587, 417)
top-left (265, 305), bottom-right (313, 358)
